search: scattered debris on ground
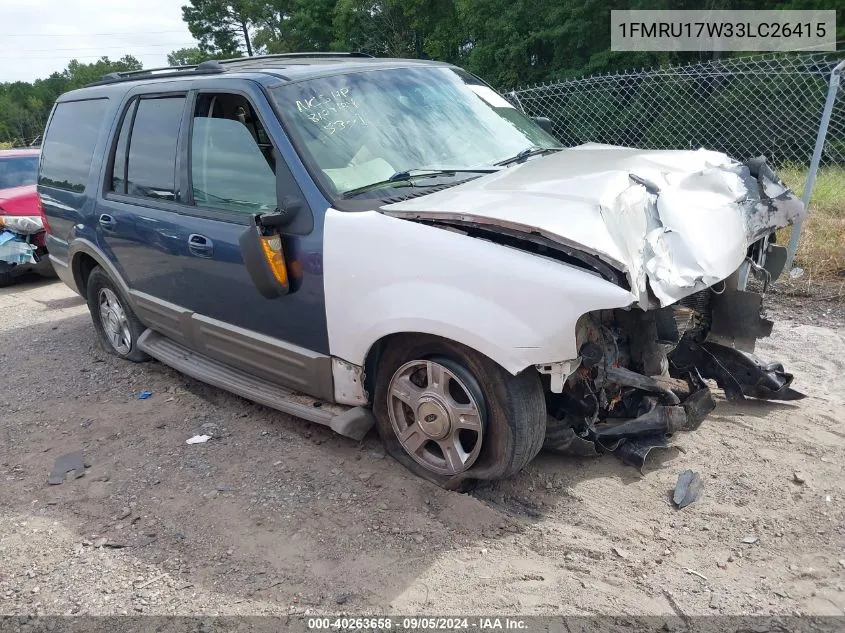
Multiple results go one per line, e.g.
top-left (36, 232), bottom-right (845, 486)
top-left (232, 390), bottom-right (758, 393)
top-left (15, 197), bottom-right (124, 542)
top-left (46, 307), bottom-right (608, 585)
top-left (46, 451), bottom-right (85, 485)
top-left (672, 469), bottom-right (703, 509)
top-left (185, 434), bottom-right (211, 444)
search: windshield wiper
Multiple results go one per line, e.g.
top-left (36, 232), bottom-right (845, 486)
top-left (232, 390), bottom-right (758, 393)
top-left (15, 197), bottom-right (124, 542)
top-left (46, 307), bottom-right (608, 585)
top-left (495, 146), bottom-right (562, 167)
top-left (342, 168), bottom-right (498, 198)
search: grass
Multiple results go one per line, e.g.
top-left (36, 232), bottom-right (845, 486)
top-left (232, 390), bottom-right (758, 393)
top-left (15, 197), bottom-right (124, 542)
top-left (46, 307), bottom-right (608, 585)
top-left (776, 164), bottom-right (845, 280)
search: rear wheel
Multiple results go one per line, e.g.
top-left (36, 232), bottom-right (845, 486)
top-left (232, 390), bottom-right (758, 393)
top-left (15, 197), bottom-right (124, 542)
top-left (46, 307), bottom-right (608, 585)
top-left (373, 335), bottom-right (546, 489)
top-left (86, 267), bottom-right (148, 362)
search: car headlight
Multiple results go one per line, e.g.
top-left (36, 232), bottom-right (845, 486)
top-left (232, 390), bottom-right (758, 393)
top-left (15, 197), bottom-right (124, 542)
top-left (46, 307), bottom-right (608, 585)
top-left (0, 214), bottom-right (44, 235)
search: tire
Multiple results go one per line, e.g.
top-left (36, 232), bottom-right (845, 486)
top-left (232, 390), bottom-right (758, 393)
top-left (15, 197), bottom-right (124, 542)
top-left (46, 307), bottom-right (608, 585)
top-left (0, 271), bottom-right (13, 288)
top-left (373, 335), bottom-right (546, 489)
top-left (86, 267), bottom-right (149, 362)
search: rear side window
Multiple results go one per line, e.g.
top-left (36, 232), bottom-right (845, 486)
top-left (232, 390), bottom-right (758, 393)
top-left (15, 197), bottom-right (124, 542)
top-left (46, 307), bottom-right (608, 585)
top-left (110, 96), bottom-right (185, 201)
top-left (39, 99), bottom-right (108, 192)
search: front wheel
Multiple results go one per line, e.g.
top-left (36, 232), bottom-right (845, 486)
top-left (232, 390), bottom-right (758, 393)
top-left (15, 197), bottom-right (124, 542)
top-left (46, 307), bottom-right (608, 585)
top-left (373, 335), bottom-right (547, 489)
top-left (86, 267), bottom-right (149, 362)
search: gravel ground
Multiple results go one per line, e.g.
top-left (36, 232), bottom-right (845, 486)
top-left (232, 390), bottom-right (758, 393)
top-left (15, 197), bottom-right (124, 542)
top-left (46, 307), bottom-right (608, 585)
top-left (1, 276), bottom-right (844, 617)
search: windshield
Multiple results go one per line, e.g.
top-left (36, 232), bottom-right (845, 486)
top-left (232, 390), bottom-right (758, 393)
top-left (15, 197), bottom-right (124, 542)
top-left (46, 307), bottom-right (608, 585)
top-left (0, 155), bottom-right (39, 190)
top-left (270, 67), bottom-right (560, 198)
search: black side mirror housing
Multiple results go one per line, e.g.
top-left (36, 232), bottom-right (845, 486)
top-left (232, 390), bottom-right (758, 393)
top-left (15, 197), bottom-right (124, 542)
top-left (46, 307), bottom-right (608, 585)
top-left (533, 116), bottom-right (554, 135)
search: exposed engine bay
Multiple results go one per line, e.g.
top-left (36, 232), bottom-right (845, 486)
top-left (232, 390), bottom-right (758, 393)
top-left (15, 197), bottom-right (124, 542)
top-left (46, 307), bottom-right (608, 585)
top-left (543, 256), bottom-right (805, 469)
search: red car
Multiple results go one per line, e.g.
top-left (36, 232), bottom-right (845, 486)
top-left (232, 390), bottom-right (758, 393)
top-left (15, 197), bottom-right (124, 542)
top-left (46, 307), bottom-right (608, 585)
top-left (0, 148), bottom-right (54, 286)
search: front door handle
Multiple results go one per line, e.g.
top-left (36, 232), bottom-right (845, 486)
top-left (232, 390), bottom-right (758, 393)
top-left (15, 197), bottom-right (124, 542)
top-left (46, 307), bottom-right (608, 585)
top-left (188, 233), bottom-right (214, 257)
top-left (99, 214), bottom-right (116, 229)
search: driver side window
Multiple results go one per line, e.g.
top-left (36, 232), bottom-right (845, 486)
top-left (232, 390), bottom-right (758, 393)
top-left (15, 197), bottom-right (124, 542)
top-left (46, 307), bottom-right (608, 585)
top-left (190, 93), bottom-right (277, 215)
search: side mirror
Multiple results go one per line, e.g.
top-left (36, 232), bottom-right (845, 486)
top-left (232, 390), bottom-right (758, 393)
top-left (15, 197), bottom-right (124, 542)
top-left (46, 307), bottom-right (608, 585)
top-left (533, 116), bottom-right (554, 135)
top-left (239, 217), bottom-right (290, 299)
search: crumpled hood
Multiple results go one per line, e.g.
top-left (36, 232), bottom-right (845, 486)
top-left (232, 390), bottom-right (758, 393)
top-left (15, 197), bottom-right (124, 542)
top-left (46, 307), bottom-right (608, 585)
top-left (382, 143), bottom-right (806, 307)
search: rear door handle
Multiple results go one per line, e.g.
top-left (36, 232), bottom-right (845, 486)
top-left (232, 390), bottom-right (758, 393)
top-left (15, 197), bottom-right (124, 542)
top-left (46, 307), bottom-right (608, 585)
top-left (98, 214), bottom-right (116, 229)
top-left (188, 233), bottom-right (214, 257)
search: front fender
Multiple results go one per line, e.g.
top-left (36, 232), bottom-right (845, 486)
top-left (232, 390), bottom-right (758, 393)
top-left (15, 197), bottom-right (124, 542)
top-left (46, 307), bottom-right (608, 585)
top-left (324, 210), bottom-right (635, 374)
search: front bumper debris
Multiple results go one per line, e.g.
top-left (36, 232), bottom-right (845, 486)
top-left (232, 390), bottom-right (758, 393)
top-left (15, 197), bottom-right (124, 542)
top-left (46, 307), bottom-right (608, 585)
top-left (545, 278), bottom-right (805, 471)
top-left (0, 229), bottom-right (38, 265)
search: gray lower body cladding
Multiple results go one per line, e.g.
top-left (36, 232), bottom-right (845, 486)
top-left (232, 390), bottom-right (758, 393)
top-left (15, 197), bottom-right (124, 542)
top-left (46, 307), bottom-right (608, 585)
top-left (545, 283), bottom-right (804, 469)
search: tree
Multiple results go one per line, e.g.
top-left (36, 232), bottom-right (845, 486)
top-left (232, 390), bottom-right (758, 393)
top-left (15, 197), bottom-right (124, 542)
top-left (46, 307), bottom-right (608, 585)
top-left (181, 0), bottom-right (259, 56)
top-left (62, 55), bottom-right (142, 85)
top-left (332, 0), bottom-right (460, 59)
top-left (167, 47), bottom-right (233, 66)
top-left (252, 0), bottom-right (336, 53)
top-left (0, 56), bottom-right (143, 145)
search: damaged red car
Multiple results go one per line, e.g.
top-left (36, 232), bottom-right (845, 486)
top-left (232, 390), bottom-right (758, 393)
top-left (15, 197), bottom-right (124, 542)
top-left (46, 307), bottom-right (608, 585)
top-left (0, 148), bottom-right (54, 286)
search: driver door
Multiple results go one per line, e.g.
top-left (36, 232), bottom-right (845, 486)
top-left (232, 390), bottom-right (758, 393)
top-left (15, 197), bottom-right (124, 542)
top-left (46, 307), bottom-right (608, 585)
top-left (167, 86), bottom-right (332, 398)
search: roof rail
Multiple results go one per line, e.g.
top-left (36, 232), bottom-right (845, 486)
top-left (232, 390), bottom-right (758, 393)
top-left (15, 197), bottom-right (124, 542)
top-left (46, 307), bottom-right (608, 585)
top-left (89, 51), bottom-right (374, 86)
top-left (90, 61), bottom-right (224, 87)
top-left (222, 51), bottom-right (374, 62)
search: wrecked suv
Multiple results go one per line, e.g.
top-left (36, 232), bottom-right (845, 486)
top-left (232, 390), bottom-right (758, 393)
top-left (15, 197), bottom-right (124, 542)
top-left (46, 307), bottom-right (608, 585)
top-left (39, 53), bottom-right (805, 488)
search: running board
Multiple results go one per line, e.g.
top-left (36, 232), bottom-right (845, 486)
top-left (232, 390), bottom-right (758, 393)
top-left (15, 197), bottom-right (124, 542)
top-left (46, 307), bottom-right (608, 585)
top-left (137, 329), bottom-right (375, 440)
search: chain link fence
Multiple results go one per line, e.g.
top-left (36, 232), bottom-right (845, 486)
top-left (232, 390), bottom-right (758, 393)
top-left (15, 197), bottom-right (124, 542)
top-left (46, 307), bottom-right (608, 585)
top-left (506, 53), bottom-right (845, 278)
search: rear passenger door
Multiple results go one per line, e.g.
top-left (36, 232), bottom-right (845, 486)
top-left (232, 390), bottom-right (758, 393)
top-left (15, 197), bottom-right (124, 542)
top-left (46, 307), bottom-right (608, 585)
top-left (97, 90), bottom-right (195, 344)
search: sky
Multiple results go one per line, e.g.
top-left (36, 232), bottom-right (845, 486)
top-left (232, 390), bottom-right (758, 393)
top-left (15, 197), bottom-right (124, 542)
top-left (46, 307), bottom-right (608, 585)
top-left (1, 0), bottom-right (198, 83)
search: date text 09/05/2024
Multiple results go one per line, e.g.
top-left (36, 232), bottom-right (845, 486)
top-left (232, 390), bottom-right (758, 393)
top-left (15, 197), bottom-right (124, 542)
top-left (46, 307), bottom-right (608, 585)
top-left (306, 617), bottom-right (528, 630)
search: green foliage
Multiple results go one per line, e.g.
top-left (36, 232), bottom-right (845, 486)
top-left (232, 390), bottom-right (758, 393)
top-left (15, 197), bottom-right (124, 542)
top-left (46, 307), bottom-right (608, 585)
top-left (181, 0), bottom-right (258, 56)
top-left (167, 47), bottom-right (233, 66)
top-left (0, 56), bottom-right (141, 145)
top-left (2, 0), bottom-right (843, 148)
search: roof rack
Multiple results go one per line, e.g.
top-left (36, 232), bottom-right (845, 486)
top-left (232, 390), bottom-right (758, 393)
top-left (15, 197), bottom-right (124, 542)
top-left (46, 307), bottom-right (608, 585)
top-left (224, 52), bottom-right (373, 62)
top-left (89, 52), bottom-right (374, 86)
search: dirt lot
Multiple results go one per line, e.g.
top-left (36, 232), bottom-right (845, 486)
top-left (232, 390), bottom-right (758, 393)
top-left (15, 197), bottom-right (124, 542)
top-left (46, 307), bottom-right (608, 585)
top-left (1, 276), bottom-right (844, 618)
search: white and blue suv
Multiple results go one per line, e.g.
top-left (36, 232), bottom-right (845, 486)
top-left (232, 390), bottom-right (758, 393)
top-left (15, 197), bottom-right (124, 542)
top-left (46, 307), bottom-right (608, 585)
top-left (37, 53), bottom-right (805, 488)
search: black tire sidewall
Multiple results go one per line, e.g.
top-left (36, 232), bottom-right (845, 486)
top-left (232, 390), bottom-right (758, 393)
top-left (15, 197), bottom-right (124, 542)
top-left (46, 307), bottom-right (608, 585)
top-left (86, 267), bottom-right (148, 362)
top-left (373, 335), bottom-right (546, 488)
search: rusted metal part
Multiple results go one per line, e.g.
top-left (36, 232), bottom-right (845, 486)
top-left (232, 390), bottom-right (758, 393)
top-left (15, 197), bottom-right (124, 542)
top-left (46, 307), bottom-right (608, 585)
top-left (605, 366), bottom-right (680, 405)
top-left (595, 405), bottom-right (688, 441)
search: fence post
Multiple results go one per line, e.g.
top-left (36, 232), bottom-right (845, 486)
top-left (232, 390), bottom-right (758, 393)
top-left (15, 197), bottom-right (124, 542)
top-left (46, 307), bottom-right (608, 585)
top-left (784, 58), bottom-right (845, 273)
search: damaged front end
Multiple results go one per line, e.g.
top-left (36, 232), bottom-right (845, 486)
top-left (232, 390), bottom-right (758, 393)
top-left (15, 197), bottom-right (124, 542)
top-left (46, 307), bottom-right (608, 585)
top-left (381, 145), bottom-right (808, 469)
top-left (0, 209), bottom-right (49, 282)
top-left (544, 271), bottom-right (805, 469)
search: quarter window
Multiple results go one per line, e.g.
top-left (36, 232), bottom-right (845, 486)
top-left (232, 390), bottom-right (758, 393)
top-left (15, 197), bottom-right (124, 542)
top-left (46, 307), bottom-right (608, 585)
top-left (39, 99), bottom-right (108, 193)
